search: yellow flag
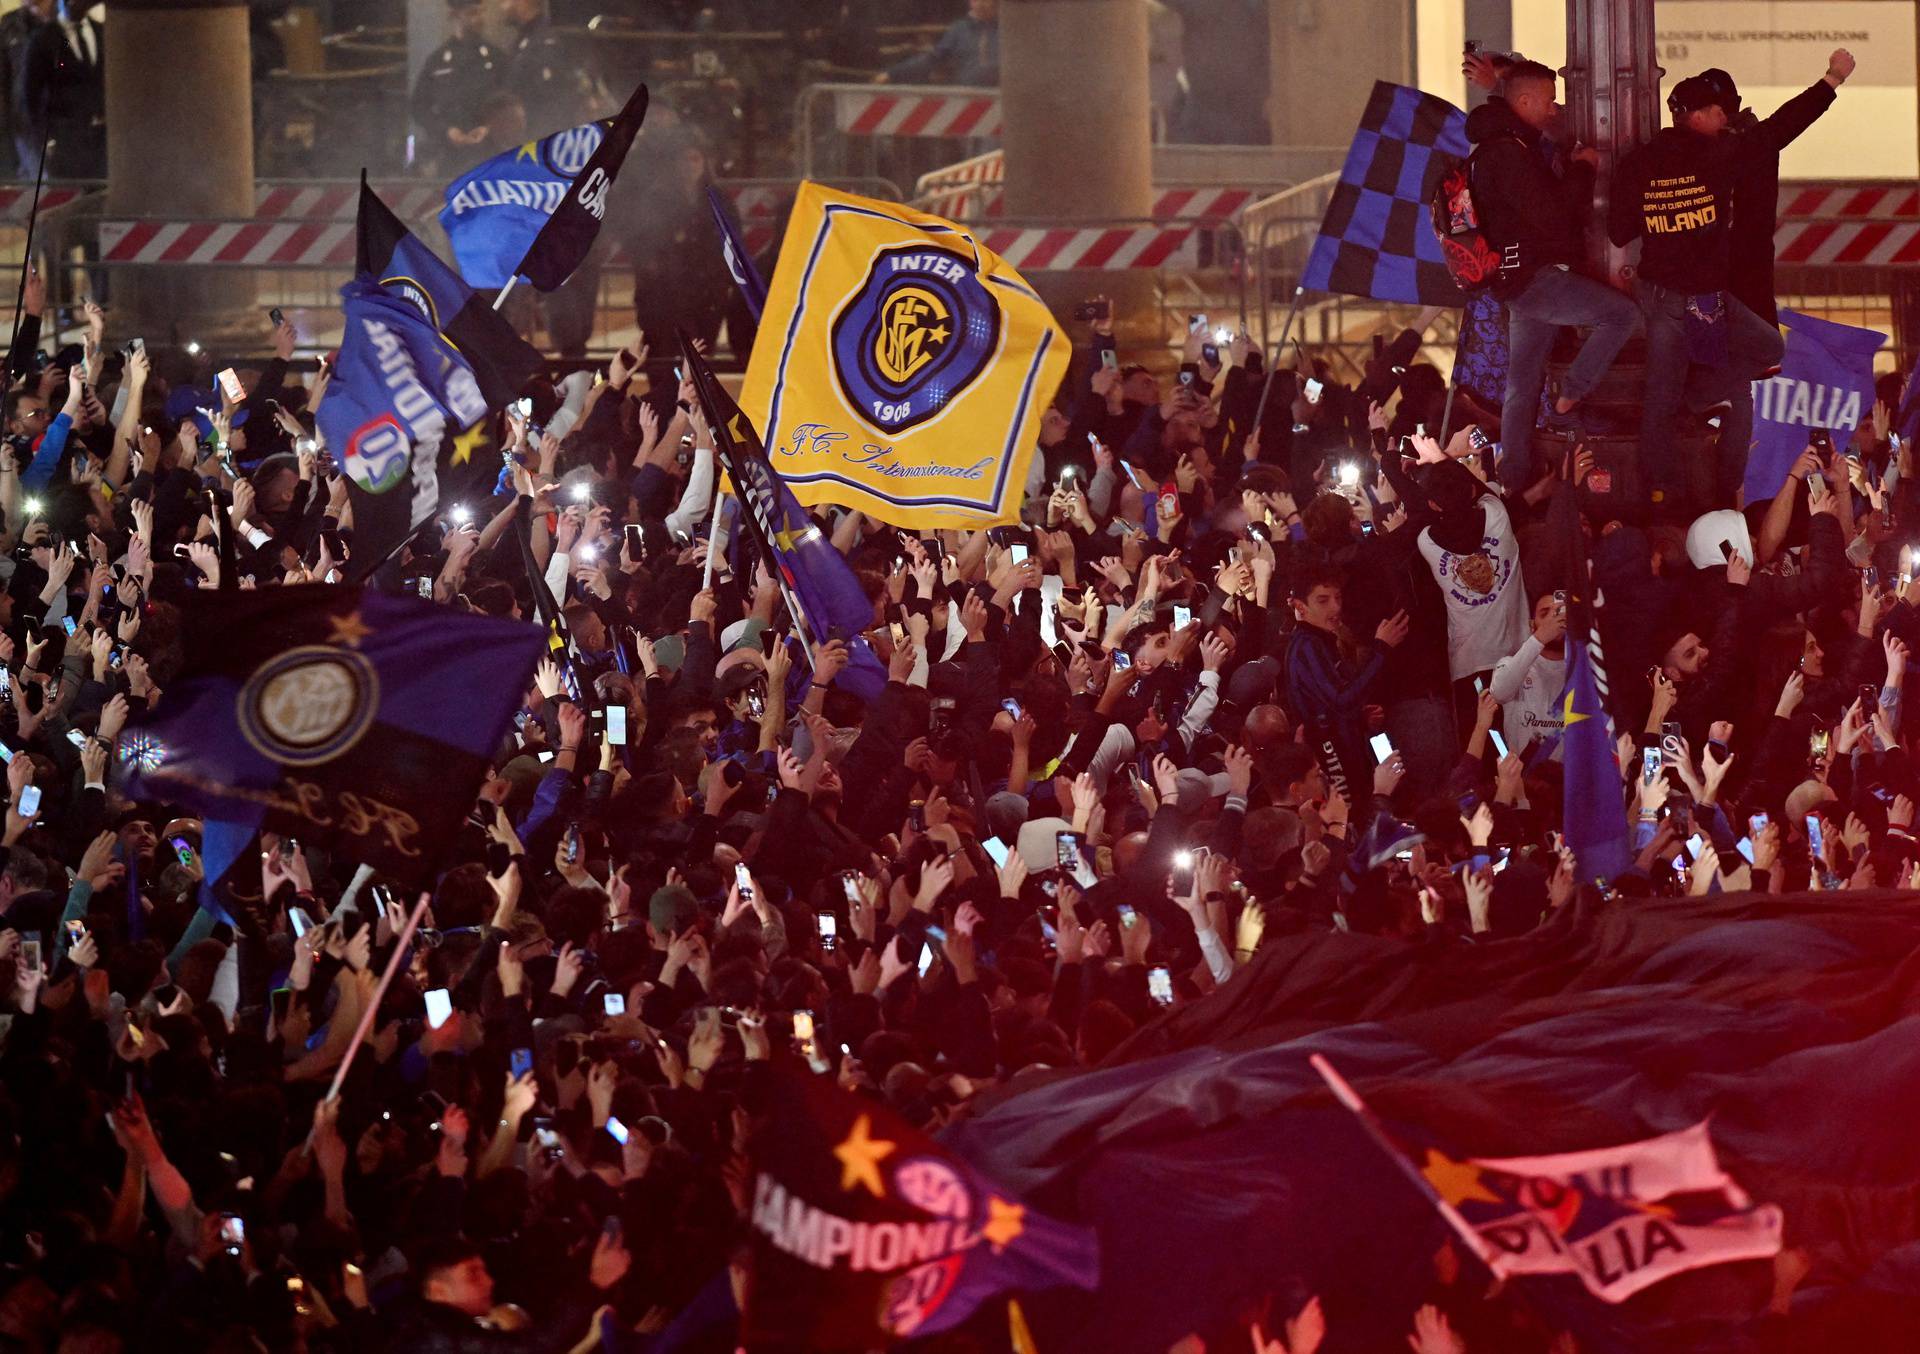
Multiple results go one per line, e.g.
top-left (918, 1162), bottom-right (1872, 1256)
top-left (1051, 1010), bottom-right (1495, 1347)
top-left (740, 181), bottom-right (1070, 530)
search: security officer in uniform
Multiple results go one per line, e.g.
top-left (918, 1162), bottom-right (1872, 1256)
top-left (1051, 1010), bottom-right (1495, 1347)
top-left (410, 0), bottom-right (501, 175)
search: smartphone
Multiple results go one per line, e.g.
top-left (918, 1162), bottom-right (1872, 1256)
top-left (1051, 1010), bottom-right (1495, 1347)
top-left (1303, 378), bottom-right (1324, 403)
top-left (218, 1214), bottom-right (245, 1251)
top-left (917, 942), bottom-right (934, 977)
top-left (981, 837), bottom-right (1009, 868)
top-left (269, 986), bottom-right (292, 1025)
top-left (563, 822), bottom-right (581, 865)
top-left (1117, 902), bottom-right (1137, 929)
top-left (792, 1009), bottom-right (816, 1043)
top-left (65, 919), bottom-right (84, 946)
top-left (424, 988), bottom-right (453, 1029)
top-left (1749, 811), bottom-right (1769, 838)
top-left (60, 615), bottom-right (75, 636)
top-left (166, 835), bottom-right (195, 870)
top-left (606, 704), bottom-right (628, 746)
top-left (1369, 732), bottom-right (1396, 764)
top-left (605, 1116), bottom-right (630, 1146)
top-left (1469, 425), bottom-right (1493, 453)
top-left (1001, 697), bottom-right (1024, 720)
top-left (1100, 348), bottom-right (1119, 371)
top-left (1860, 683), bottom-right (1879, 717)
top-left (1055, 830), bottom-right (1083, 872)
top-left (1009, 543), bottom-right (1030, 566)
top-left (1147, 966), bottom-right (1174, 1005)
top-left (289, 907), bottom-right (313, 938)
top-left (1112, 650), bottom-right (1132, 671)
top-left (815, 912), bottom-right (837, 950)
top-left (1187, 313), bottom-right (1208, 333)
top-left (1489, 728), bottom-right (1511, 760)
top-left (603, 991), bottom-right (626, 1017)
top-left (20, 937), bottom-right (39, 972)
top-left (1641, 746), bottom-right (1662, 785)
top-left (734, 861), bottom-right (754, 901)
top-left (1073, 300), bottom-right (1111, 321)
top-left (1172, 604), bottom-right (1193, 630)
top-left (1553, 589), bottom-right (1568, 619)
top-left (510, 1047), bottom-right (533, 1080)
top-left (17, 784), bottom-right (40, 817)
top-left (1805, 814), bottom-right (1825, 857)
top-left (214, 367), bottom-right (245, 405)
top-left (1170, 848), bottom-right (1194, 895)
top-left (1809, 727), bottom-right (1830, 758)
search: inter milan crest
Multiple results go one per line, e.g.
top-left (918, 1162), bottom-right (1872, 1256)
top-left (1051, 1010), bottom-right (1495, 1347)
top-left (538, 122), bottom-right (603, 178)
top-left (830, 244), bottom-right (1000, 435)
top-left (237, 643), bottom-right (379, 767)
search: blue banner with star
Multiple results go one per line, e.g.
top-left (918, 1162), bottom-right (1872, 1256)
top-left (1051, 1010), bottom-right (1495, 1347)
top-left (121, 584), bottom-right (545, 883)
top-left (439, 118), bottom-right (607, 290)
top-left (1561, 635), bottom-right (1632, 883)
top-left (745, 1065), bottom-right (1098, 1349)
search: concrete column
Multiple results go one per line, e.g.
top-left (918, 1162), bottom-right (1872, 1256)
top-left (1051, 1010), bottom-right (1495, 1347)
top-left (1268, 0), bottom-right (1411, 148)
top-left (104, 0), bottom-right (255, 344)
top-left (999, 0), bottom-right (1154, 316)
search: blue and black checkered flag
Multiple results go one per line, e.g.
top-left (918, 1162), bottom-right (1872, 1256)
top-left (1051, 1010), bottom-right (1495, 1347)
top-left (1302, 82), bottom-right (1471, 307)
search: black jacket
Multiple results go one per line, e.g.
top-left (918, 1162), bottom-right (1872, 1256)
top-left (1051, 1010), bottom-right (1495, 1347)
top-left (1609, 85), bottom-right (1832, 295)
top-left (1463, 99), bottom-right (1593, 298)
top-left (1726, 81), bottom-right (1836, 323)
top-left (378, 1293), bottom-right (600, 1354)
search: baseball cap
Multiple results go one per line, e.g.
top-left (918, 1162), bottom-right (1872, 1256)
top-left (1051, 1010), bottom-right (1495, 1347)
top-left (1667, 75), bottom-right (1723, 120)
top-left (1698, 67), bottom-right (1740, 112)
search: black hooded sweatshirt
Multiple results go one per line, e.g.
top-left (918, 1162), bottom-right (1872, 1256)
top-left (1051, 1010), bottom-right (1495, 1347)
top-left (1463, 98), bottom-right (1594, 299)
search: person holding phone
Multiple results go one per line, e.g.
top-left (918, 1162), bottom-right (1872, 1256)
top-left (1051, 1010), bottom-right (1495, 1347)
top-left (1488, 591), bottom-right (1570, 761)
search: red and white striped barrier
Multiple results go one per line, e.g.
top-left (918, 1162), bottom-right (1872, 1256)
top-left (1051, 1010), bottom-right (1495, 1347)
top-left (99, 218), bottom-right (357, 267)
top-left (253, 182), bottom-right (442, 222)
top-left (0, 185), bottom-right (83, 221)
top-left (980, 224), bottom-right (1201, 271)
top-left (834, 89), bottom-right (1000, 139)
top-left (1773, 219), bottom-right (1920, 267)
top-left (1777, 183), bottom-right (1920, 220)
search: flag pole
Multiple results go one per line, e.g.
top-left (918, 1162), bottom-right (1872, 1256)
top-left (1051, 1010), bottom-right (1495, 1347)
top-left (1254, 286), bottom-right (1307, 437)
top-left (701, 494), bottom-right (726, 590)
top-left (491, 276), bottom-right (520, 312)
top-left (1308, 1054), bottom-right (1506, 1274)
top-left (6, 98), bottom-right (53, 367)
top-left (322, 890), bottom-right (433, 1105)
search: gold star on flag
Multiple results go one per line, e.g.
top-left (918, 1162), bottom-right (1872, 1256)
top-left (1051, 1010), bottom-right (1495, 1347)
top-left (1563, 686), bottom-right (1589, 726)
top-left (981, 1196), bottom-right (1026, 1250)
top-left (833, 1114), bottom-right (894, 1199)
top-left (327, 611), bottom-right (373, 648)
top-left (513, 139), bottom-right (538, 162)
top-left (1421, 1149), bottom-right (1502, 1208)
top-left (451, 423), bottom-right (488, 467)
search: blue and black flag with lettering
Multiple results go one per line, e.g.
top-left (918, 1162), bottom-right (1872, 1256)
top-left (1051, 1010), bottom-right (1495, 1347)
top-left (439, 83), bottom-right (648, 292)
top-left (745, 1065), bottom-right (1098, 1350)
top-left (356, 175), bottom-right (542, 410)
top-left (1302, 81), bottom-right (1470, 306)
top-left (317, 277), bottom-right (486, 578)
top-left (120, 585), bottom-right (545, 882)
top-left (707, 184), bottom-right (768, 320)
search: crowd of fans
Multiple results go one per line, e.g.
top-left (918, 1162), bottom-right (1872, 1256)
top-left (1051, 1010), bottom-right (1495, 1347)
top-left (0, 17), bottom-right (1912, 1354)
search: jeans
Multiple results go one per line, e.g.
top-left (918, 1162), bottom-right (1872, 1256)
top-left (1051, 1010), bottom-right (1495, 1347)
top-left (1636, 280), bottom-right (1784, 506)
top-left (1499, 266), bottom-right (1641, 490)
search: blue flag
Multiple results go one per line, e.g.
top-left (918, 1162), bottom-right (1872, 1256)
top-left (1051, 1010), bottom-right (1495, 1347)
top-left (683, 340), bottom-right (887, 701)
top-left (440, 120), bottom-right (607, 290)
top-left (745, 1066), bottom-right (1099, 1348)
top-left (1561, 635), bottom-right (1631, 884)
top-left (319, 278), bottom-right (488, 577)
top-left (122, 584), bottom-right (545, 883)
top-left (1744, 308), bottom-right (1884, 502)
top-left (1895, 361), bottom-right (1920, 445)
top-left (358, 177), bottom-right (541, 410)
top-left (707, 184), bottom-right (768, 320)
top-left (1302, 82), bottom-right (1470, 306)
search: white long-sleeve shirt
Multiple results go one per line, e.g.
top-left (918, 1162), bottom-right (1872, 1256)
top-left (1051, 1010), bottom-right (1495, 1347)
top-left (1489, 633), bottom-right (1567, 759)
top-left (666, 446), bottom-right (715, 541)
